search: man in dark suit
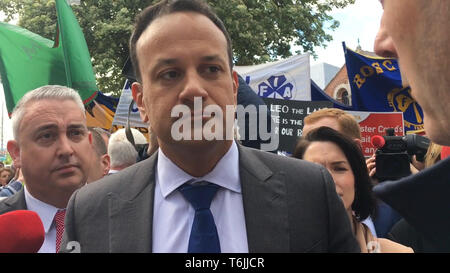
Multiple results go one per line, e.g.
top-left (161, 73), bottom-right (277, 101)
top-left (61, 0), bottom-right (359, 253)
top-left (0, 85), bottom-right (93, 253)
top-left (372, 0), bottom-right (450, 252)
top-left (86, 127), bottom-right (110, 183)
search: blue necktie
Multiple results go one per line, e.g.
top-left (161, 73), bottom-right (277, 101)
top-left (179, 182), bottom-right (221, 253)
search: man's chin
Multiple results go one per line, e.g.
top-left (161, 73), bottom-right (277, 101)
top-left (423, 118), bottom-right (450, 146)
top-left (172, 137), bottom-right (220, 146)
top-left (170, 136), bottom-right (233, 150)
top-left (53, 175), bottom-right (86, 189)
top-left (171, 128), bottom-right (228, 141)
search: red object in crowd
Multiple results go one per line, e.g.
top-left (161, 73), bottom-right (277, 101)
top-left (371, 135), bottom-right (386, 148)
top-left (0, 210), bottom-right (45, 253)
top-left (441, 146), bottom-right (450, 160)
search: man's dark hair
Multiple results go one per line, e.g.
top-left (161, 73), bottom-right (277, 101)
top-left (129, 0), bottom-right (233, 82)
top-left (88, 127), bottom-right (108, 157)
top-left (293, 126), bottom-right (377, 221)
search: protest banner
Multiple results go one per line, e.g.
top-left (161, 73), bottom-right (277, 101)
top-left (347, 111), bottom-right (404, 157)
top-left (343, 43), bottom-right (423, 134)
top-left (235, 54), bottom-right (311, 101)
top-left (263, 98), bottom-right (332, 155)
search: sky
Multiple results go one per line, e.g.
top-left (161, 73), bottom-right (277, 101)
top-left (0, 0), bottom-right (384, 146)
top-left (311, 0), bottom-right (384, 68)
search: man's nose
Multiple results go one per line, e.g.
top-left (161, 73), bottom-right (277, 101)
top-left (57, 135), bottom-right (75, 157)
top-left (178, 70), bottom-right (209, 104)
top-left (374, 14), bottom-right (398, 58)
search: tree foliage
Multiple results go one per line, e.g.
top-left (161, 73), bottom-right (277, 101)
top-left (0, 0), bottom-right (354, 96)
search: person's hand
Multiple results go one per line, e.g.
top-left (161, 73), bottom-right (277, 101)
top-left (411, 155), bottom-right (425, 172)
top-left (366, 154), bottom-right (376, 177)
top-left (13, 167), bottom-right (20, 181)
top-left (410, 163), bottom-right (419, 174)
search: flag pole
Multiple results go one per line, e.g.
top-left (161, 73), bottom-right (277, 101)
top-left (1, 100), bottom-right (3, 152)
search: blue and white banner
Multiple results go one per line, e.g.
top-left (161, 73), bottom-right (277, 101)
top-left (111, 79), bottom-right (147, 128)
top-left (235, 54), bottom-right (311, 101)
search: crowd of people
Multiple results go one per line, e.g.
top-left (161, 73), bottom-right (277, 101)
top-left (0, 0), bottom-right (449, 254)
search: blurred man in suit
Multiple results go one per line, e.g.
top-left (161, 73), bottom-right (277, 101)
top-left (86, 127), bottom-right (110, 183)
top-left (61, 0), bottom-right (359, 253)
top-left (0, 85), bottom-right (92, 253)
top-left (373, 0), bottom-right (450, 251)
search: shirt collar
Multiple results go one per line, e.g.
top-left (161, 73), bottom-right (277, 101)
top-left (108, 169), bottom-right (120, 174)
top-left (24, 185), bottom-right (61, 233)
top-left (157, 141), bottom-right (241, 198)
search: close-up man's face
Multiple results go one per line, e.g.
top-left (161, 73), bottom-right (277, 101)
top-left (132, 11), bottom-right (238, 151)
top-left (9, 99), bottom-right (92, 206)
top-left (378, 0), bottom-right (450, 145)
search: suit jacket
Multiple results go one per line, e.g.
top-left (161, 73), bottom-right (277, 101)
top-left (61, 144), bottom-right (359, 253)
top-left (388, 219), bottom-right (446, 253)
top-left (373, 157), bottom-right (450, 250)
top-left (0, 189), bottom-right (27, 214)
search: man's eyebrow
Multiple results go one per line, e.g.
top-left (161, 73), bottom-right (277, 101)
top-left (35, 124), bottom-right (58, 132)
top-left (34, 124), bottom-right (86, 132)
top-left (67, 124), bottom-right (87, 130)
top-left (152, 58), bottom-right (179, 71)
top-left (154, 55), bottom-right (225, 65)
top-left (150, 56), bottom-right (227, 73)
top-left (201, 55), bottom-right (224, 62)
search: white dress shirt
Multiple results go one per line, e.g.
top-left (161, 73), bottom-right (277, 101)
top-left (107, 169), bottom-right (120, 175)
top-left (362, 216), bottom-right (377, 237)
top-left (152, 141), bottom-right (249, 253)
top-left (24, 186), bottom-right (62, 253)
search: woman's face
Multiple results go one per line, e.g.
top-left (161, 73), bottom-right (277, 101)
top-left (303, 141), bottom-right (355, 211)
top-left (0, 170), bottom-right (11, 186)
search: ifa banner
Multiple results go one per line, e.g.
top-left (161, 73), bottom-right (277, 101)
top-left (234, 54), bottom-right (311, 101)
top-left (347, 111), bottom-right (404, 157)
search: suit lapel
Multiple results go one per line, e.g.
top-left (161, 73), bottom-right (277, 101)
top-left (105, 146), bottom-right (291, 253)
top-left (0, 189), bottom-right (27, 212)
top-left (108, 153), bottom-right (157, 253)
top-left (238, 145), bottom-right (290, 253)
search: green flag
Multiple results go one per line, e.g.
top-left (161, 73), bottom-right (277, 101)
top-left (0, 0), bottom-right (97, 114)
top-left (55, 0), bottom-right (97, 101)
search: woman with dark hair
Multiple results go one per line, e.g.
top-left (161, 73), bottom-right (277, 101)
top-left (293, 126), bottom-right (412, 253)
top-left (0, 167), bottom-right (14, 187)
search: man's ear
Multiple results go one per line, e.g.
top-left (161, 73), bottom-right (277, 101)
top-left (88, 131), bottom-right (93, 145)
top-left (232, 71), bottom-right (239, 105)
top-left (7, 140), bottom-right (21, 168)
top-left (131, 82), bottom-right (149, 123)
top-left (101, 154), bottom-right (111, 177)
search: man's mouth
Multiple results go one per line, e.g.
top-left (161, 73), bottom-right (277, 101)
top-left (53, 164), bottom-right (79, 173)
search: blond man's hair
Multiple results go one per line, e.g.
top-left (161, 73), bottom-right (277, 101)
top-left (304, 108), bottom-right (361, 139)
top-left (424, 142), bottom-right (442, 168)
